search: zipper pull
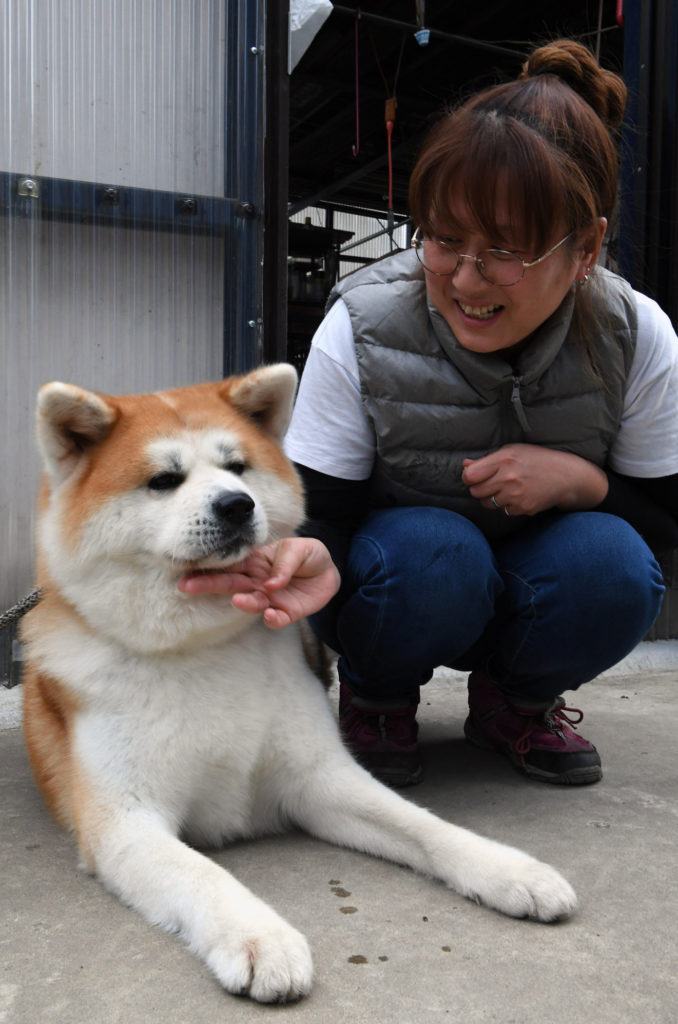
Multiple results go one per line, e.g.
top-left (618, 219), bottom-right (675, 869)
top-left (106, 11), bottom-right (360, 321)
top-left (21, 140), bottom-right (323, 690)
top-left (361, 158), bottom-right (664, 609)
top-left (511, 375), bottom-right (530, 432)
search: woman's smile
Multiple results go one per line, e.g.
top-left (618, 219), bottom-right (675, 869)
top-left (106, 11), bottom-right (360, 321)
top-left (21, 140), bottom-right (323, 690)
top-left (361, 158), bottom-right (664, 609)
top-left (425, 227), bottom-right (584, 353)
top-left (455, 300), bottom-right (505, 323)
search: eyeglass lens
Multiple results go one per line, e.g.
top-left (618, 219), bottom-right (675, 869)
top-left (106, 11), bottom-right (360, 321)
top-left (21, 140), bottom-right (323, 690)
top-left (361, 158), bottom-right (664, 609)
top-left (415, 239), bottom-right (523, 286)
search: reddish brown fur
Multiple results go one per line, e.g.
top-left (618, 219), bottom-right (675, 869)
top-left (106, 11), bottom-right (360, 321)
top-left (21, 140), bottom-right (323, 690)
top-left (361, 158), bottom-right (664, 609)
top-left (24, 372), bottom-right (303, 868)
top-left (23, 654), bottom-right (108, 869)
top-left (22, 658), bottom-right (80, 831)
top-left (25, 374), bottom-right (302, 850)
top-left (45, 379), bottom-right (302, 552)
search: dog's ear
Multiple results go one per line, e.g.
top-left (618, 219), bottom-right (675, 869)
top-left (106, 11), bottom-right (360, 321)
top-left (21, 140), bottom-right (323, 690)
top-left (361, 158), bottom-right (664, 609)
top-left (36, 383), bottom-right (119, 483)
top-left (222, 364), bottom-right (298, 441)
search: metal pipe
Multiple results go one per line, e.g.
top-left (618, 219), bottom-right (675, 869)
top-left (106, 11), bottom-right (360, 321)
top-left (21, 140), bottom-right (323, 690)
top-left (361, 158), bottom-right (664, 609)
top-left (339, 218), bottom-right (410, 252)
top-left (289, 149), bottom-right (389, 215)
top-left (331, 5), bottom-right (525, 60)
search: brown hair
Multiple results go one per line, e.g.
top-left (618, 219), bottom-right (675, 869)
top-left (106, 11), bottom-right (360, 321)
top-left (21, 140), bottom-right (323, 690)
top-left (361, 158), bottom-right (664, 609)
top-left (408, 39), bottom-right (628, 377)
top-left (409, 39), bottom-right (627, 256)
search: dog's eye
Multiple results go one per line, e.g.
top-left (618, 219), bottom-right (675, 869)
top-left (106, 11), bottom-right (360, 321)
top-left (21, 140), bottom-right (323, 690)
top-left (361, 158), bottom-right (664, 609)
top-left (225, 461), bottom-right (247, 476)
top-left (147, 471), bottom-right (185, 491)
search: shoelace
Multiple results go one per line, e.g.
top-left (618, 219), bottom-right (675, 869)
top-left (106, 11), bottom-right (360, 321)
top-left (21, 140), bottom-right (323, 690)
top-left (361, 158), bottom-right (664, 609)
top-left (513, 702), bottom-right (584, 757)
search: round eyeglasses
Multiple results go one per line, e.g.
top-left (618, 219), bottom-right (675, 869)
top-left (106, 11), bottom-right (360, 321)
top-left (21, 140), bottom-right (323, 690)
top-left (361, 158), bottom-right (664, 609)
top-left (411, 228), bottom-right (572, 287)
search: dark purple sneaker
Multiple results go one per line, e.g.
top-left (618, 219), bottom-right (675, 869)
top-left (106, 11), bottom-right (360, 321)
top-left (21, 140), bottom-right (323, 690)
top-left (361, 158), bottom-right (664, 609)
top-left (464, 671), bottom-right (602, 785)
top-left (339, 682), bottom-right (423, 788)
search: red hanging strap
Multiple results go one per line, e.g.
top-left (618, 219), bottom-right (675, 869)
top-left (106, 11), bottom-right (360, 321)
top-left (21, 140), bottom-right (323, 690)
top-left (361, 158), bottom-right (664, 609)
top-left (385, 96), bottom-right (396, 211)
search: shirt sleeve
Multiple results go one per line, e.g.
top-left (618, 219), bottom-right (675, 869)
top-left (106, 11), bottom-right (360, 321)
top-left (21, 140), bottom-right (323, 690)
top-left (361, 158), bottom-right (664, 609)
top-left (294, 463), bottom-right (370, 578)
top-left (283, 299), bottom-right (375, 480)
top-left (609, 291), bottom-right (678, 478)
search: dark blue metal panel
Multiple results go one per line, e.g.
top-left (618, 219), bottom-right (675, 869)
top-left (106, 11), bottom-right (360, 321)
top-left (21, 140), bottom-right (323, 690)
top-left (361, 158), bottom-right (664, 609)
top-left (0, 172), bottom-right (232, 234)
top-left (222, 0), bottom-right (266, 373)
top-left (620, 0), bottom-right (678, 639)
top-left (619, 0), bottom-right (678, 331)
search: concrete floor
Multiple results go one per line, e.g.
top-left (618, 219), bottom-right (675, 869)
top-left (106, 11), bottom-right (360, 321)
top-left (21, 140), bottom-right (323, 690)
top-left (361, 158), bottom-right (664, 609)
top-left (2, 644), bottom-right (678, 1023)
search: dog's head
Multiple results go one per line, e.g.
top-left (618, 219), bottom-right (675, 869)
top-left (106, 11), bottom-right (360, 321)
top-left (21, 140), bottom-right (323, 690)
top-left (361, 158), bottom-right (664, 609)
top-left (34, 365), bottom-right (305, 651)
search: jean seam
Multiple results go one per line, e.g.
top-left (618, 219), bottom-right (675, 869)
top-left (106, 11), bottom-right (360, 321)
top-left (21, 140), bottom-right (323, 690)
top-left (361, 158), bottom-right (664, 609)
top-left (347, 532), bottom-right (388, 682)
top-left (500, 569), bottom-right (538, 679)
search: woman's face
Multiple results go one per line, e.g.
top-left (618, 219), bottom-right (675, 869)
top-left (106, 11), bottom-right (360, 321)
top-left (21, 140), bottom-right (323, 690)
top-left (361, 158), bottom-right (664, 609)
top-left (422, 212), bottom-right (604, 355)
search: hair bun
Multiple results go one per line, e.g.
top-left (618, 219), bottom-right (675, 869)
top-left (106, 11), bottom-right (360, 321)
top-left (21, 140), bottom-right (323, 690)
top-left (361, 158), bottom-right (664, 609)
top-left (521, 39), bottom-right (626, 131)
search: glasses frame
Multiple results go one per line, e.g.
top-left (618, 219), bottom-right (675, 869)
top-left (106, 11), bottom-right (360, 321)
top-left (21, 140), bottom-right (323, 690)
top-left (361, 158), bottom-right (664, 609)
top-left (411, 228), bottom-right (573, 287)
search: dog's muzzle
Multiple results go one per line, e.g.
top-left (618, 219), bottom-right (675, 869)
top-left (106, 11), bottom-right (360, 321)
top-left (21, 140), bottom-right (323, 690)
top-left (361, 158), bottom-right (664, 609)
top-left (208, 490), bottom-right (257, 559)
top-left (212, 491), bottom-right (255, 527)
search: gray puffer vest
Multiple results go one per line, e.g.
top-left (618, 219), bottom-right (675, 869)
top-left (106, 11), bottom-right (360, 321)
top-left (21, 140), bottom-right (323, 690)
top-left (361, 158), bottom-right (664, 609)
top-left (329, 248), bottom-right (637, 539)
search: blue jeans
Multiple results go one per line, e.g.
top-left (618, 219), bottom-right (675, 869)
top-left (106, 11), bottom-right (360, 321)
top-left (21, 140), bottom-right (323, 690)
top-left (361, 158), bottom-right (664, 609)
top-left (310, 507), bottom-right (665, 704)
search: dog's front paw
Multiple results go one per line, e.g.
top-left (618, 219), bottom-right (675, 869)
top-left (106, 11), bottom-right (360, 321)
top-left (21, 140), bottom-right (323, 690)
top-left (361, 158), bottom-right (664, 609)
top-left (467, 849), bottom-right (577, 922)
top-left (205, 919), bottom-right (313, 1003)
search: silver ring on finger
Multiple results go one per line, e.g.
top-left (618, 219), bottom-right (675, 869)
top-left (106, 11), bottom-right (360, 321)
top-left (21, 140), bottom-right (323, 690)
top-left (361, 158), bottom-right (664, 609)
top-left (503, 504), bottom-right (511, 517)
top-left (490, 495), bottom-right (500, 510)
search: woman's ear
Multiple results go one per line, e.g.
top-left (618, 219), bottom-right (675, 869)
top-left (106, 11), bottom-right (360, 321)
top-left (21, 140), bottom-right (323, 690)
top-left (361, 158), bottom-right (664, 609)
top-left (576, 217), bottom-right (608, 281)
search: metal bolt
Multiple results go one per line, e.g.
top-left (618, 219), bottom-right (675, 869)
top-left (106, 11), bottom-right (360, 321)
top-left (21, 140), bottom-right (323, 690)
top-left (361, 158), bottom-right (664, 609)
top-left (178, 198), bottom-right (198, 215)
top-left (18, 177), bottom-right (40, 198)
top-left (101, 187), bottom-right (121, 206)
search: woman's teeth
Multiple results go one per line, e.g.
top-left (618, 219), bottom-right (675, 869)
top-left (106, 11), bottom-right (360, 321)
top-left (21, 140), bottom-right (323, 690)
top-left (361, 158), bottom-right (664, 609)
top-left (458, 301), bottom-right (502, 320)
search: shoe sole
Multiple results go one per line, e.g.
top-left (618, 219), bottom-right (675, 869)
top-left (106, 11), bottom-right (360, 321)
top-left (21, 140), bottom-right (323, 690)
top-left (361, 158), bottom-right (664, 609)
top-left (464, 717), bottom-right (603, 786)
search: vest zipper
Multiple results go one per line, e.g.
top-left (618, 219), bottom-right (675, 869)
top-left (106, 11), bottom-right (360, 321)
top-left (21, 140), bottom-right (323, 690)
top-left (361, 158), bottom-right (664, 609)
top-left (510, 374), bottom-right (530, 432)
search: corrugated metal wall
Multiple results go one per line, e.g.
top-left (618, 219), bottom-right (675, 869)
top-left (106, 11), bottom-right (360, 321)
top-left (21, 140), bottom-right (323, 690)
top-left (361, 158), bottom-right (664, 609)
top-left (1, 2), bottom-right (226, 194)
top-left (0, 0), bottom-right (265, 633)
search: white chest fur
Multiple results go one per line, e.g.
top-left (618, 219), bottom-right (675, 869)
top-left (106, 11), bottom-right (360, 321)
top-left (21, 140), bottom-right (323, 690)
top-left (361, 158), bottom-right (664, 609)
top-left (39, 616), bottom-right (336, 845)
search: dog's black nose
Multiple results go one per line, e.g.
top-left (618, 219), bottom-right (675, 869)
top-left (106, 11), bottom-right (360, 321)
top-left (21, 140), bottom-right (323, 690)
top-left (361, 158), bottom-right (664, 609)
top-left (211, 491), bottom-right (255, 526)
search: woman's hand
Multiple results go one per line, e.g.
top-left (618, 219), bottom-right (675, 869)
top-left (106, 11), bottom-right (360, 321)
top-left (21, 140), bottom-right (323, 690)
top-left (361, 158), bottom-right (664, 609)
top-left (178, 537), bottom-right (341, 629)
top-left (462, 444), bottom-right (609, 517)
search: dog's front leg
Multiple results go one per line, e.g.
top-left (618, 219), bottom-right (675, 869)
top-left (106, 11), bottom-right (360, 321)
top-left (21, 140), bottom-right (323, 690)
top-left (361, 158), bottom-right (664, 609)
top-left (290, 759), bottom-right (577, 922)
top-left (83, 809), bottom-right (313, 1003)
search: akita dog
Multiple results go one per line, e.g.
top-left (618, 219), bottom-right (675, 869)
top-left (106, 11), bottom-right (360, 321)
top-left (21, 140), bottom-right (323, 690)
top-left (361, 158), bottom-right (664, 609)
top-left (22, 364), bottom-right (576, 1003)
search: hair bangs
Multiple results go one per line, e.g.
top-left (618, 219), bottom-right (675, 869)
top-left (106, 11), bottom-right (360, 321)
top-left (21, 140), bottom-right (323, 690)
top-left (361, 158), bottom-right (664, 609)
top-left (410, 106), bottom-right (592, 257)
